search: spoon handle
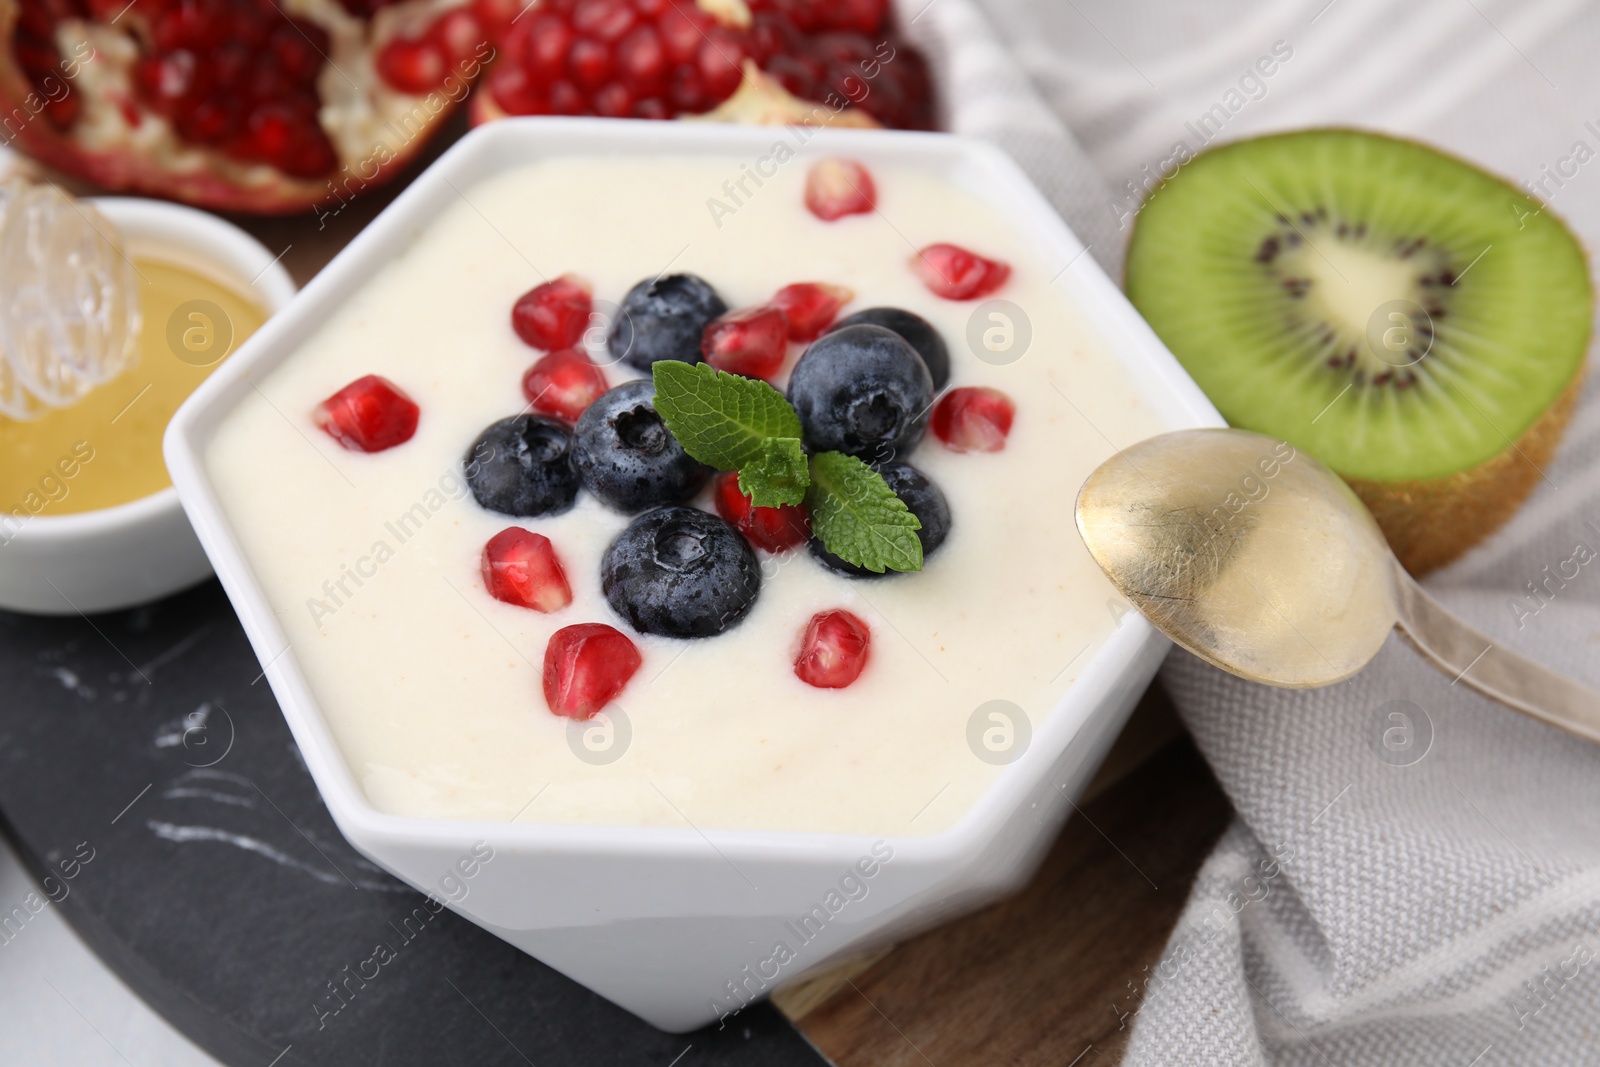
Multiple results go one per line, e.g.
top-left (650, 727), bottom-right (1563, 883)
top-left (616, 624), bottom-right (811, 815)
top-left (1393, 565), bottom-right (1600, 743)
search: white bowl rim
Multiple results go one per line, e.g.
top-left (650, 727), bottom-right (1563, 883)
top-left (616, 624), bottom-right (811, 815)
top-left (164, 117), bottom-right (1224, 868)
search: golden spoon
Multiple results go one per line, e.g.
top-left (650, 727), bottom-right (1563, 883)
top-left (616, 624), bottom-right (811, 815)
top-left (1076, 428), bottom-right (1600, 741)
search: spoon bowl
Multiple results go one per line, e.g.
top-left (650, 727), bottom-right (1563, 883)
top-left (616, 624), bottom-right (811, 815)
top-left (1077, 428), bottom-right (1600, 742)
top-left (1076, 428), bottom-right (1397, 687)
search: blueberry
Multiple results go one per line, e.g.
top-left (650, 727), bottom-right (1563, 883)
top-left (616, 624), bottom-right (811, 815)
top-left (788, 324), bottom-right (934, 463)
top-left (609, 273), bottom-right (728, 371)
top-left (602, 506), bottom-right (761, 637)
top-left (574, 380), bottom-right (711, 512)
top-left (811, 462), bottom-right (951, 578)
top-left (464, 414), bottom-right (580, 517)
top-left (829, 307), bottom-right (949, 390)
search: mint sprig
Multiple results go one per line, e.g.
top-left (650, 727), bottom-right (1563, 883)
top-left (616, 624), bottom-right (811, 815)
top-left (651, 361), bottom-right (923, 572)
top-left (806, 451), bottom-right (923, 574)
top-left (652, 360), bottom-right (802, 470)
top-left (739, 436), bottom-right (809, 508)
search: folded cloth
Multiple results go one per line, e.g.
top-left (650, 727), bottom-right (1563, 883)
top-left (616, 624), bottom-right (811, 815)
top-left (919, 0), bottom-right (1600, 1061)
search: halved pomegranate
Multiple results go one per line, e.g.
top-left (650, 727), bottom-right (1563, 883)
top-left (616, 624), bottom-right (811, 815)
top-left (470, 0), bottom-right (934, 129)
top-left (0, 0), bottom-right (497, 213)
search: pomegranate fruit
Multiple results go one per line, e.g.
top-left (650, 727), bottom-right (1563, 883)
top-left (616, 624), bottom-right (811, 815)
top-left (0, 0), bottom-right (498, 213)
top-left (471, 0), bottom-right (933, 129)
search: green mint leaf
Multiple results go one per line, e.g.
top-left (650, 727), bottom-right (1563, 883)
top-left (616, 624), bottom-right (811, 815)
top-left (652, 361), bottom-right (804, 471)
top-left (805, 451), bottom-right (923, 573)
top-left (738, 437), bottom-right (809, 508)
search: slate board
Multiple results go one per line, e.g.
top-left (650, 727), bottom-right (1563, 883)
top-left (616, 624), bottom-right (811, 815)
top-left (0, 580), bottom-right (827, 1067)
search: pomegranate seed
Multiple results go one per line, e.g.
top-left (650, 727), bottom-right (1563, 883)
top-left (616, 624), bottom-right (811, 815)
top-left (701, 306), bottom-right (789, 379)
top-left (482, 528), bottom-right (573, 612)
top-left (489, 64), bottom-right (546, 114)
top-left (549, 79), bottom-right (585, 114)
top-left (770, 282), bottom-right (852, 341)
top-left (914, 244), bottom-right (1012, 301)
top-left (376, 36), bottom-right (448, 94)
top-left (568, 36), bottom-right (614, 90)
top-left (543, 623), bottom-right (642, 719)
top-left (805, 159), bottom-right (875, 221)
top-left (268, 23), bottom-right (323, 82)
top-left (931, 387), bottom-right (1015, 453)
top-left (511, 274), bottom-right (592, 351)
top-left (521, 347), bottom-right (609, 423)
top-left (817, 0), bottom-right (887, 33)
top-left (616, 24), bottom-right (666, 95)
top-left (429, 8), bottom-right (483, 65)
top-left (696, 29), bottom-right (748, 101)
top-left (657, 5), bottom-right (708, 64)
top-left (312, 375), bottom-right (420, 452)
top-left (572, 0), bottom-right (635, 41)
top-left (473, 0), bottom-right (521, 35)
top-left (794, 610), bottom-right (871, 689)
top-left (593, 81), bottom-right (634, 116)
top-left (525, 15), bottom-right (574, 79)
top-left (668, 65), bottom-right (706, 112)
top-left (713, 472), bottom-right (810, 552)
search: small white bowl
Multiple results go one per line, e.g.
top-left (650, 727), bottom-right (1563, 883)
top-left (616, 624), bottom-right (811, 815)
top-left (0, 198), bottom-right (295, 615)
top-left (165, 119), bottom-right (1223, 1032)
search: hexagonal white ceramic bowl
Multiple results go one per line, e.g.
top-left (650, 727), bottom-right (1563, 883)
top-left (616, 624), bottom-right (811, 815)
top-left (164, 119), bottom-right (1222, 1032)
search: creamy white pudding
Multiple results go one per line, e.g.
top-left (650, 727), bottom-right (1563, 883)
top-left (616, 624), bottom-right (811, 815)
top-left (206, 154), bottom-right (1166, 835)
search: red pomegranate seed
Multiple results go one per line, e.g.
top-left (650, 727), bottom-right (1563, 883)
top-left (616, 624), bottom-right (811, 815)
top-left (805, 159), bottom-right (875, 221)
top-left (473, 0), bottom-right (521, 36)
top-left (914, 244), bottom-right (1012, 301)
top-left (572, 0), bottom-right (635, 41)
top-left (657, 5), bottom-right (709, 64)
top-left (313, 375), bottom-right (419, 452)
top-left (489, 64), bottom-right (545, 114)
top-left (931, 386), bottom-right (1015, 452)
top-left (543, 623), bottom-right (643, 719)
top-left (525, 15), bottom-right (573, 79)
top-left (794, 610), bottom-right (871, 689)
top-left (616, 24), bottom-right (666, 95)
top-left (429, 8), bottom-right (483, 65)
top-left (593, 81), bottom-right (634, 116)
top-left (376, 36), bottom-right (448, 94)
top-left (482, 528), bottom-right (573, 612)
top-left (696, 28), bottom-right (748, 101)
top-left (568, 36), bottom-right (615, 90)
top-left (512, 273), bottom-right (592, 350)
top-left (549, 80), bottom-right (585, 114)
top-left (770, 282), bottom-right (852, 341)
top-left (521, 347), bottom-right (609, 423)
top-left (713, 472), bottom-right (810, 553)
top-left (701, 306), bottom-right (789, 379)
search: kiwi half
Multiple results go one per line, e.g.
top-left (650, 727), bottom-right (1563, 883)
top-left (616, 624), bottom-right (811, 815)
top-left (1125, 129), bottom-right (1593, 574)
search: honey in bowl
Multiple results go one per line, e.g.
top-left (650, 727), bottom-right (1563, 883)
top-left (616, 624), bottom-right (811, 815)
top-left (0, 254), bottom-right (266, 517)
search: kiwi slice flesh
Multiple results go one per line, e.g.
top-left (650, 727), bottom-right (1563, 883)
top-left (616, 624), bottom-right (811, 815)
top-left (1126, 129), bottom-right (1592, 571)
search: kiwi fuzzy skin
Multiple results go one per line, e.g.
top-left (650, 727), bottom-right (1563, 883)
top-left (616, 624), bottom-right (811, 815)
top-left (1349, 371), bottom-right (1584, 576)
top-left (1124, 127), bottom-right (1595, 576)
